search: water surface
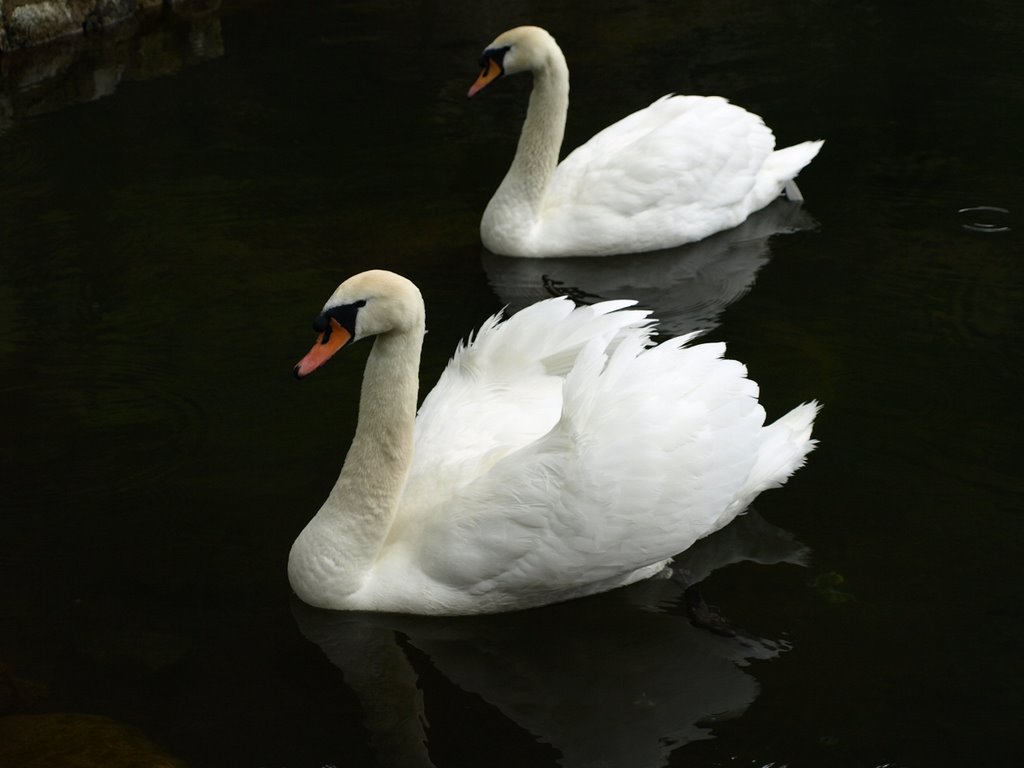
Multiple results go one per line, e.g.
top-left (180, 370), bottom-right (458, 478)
top-left (1, 1), bottom-right (1021, 766)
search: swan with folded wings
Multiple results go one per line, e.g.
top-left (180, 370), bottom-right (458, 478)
top-left (288, 269), bottom-right (818, 614)
top-left (469, 26), bottom-right (823, 258)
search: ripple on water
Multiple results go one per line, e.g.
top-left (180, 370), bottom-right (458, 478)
top-left (958, 205), bottom-right (1011, 233)
top-left (1, 362), bottom-right (207, 504)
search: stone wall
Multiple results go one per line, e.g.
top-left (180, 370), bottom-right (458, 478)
top-left (0, 1), bottom-right (219, 52)
top-left (0, 1), bottom-right (232, 128)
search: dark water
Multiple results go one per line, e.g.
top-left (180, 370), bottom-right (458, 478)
top-left (1, 0), bottom-right (1021, 766)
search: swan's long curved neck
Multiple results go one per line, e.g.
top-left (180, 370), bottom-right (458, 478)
top-left (309, 324), bottom-right (423, 590)
top-left (491, 53), bottom-right (570, 218)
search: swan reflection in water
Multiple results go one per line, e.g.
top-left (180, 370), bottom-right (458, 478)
top-left (483, 198), bottom-right (816, 336)
top-left (292, 512), bottom-right (809, 768)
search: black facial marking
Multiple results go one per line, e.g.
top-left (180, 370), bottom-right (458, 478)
top-left (479, 45), bottom-right (510, 72)
top-left (313, 299), bottom-right (367, 343)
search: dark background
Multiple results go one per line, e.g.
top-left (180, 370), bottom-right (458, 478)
top-left (2, 1), bottom-right (1021, 766)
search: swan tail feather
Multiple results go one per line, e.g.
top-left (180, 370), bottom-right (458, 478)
top-left (746, 400), bottom-right (820, 496)
top-left (766, 140), bottom-right (824, 184)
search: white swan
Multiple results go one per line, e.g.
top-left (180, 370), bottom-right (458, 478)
top-left (289, 270), bottom-right (818, 615)
top-left (469, 26), bottom-right (824, 258)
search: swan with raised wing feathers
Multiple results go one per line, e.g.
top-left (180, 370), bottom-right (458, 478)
top-left (469, 26), bottom-right (824, 258)
top-left (289, 270), bottom-right (819, 615)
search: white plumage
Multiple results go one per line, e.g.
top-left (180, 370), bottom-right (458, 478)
top-left (289, 270), bottom-right (818, 615)
top-left (469, 26), bottom-right (824, 258)
top-left (288, 270), bottom-right (815, 614)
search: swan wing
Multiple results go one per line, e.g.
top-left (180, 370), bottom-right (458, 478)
top-left (401, 297), bottom-right (652, 507)
top-left (542, 95), bottom-right (801, 254)
top-left (414, 323), bottom-right (817, 607)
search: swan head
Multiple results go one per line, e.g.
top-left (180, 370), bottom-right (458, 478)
top-left (294, 270), bottom-right (424, 379)
top-left (468, 26), bottom-right (561, 97)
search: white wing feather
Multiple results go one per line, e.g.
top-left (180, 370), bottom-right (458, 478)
top-left (405, 298), bottom-right (651, 495)
top-left (539, 96), bottom-right (822, 255)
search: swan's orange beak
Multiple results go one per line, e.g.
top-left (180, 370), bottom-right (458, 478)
top-left (294, 318), bottom-right (351, 379)
top-left (468, 58), bottom-right (502, 97)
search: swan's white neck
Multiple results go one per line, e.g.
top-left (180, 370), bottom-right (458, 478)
top-left (289, 322), bottom-right (423, 605)
top-left (482, 50), bottom-right (569, 252)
